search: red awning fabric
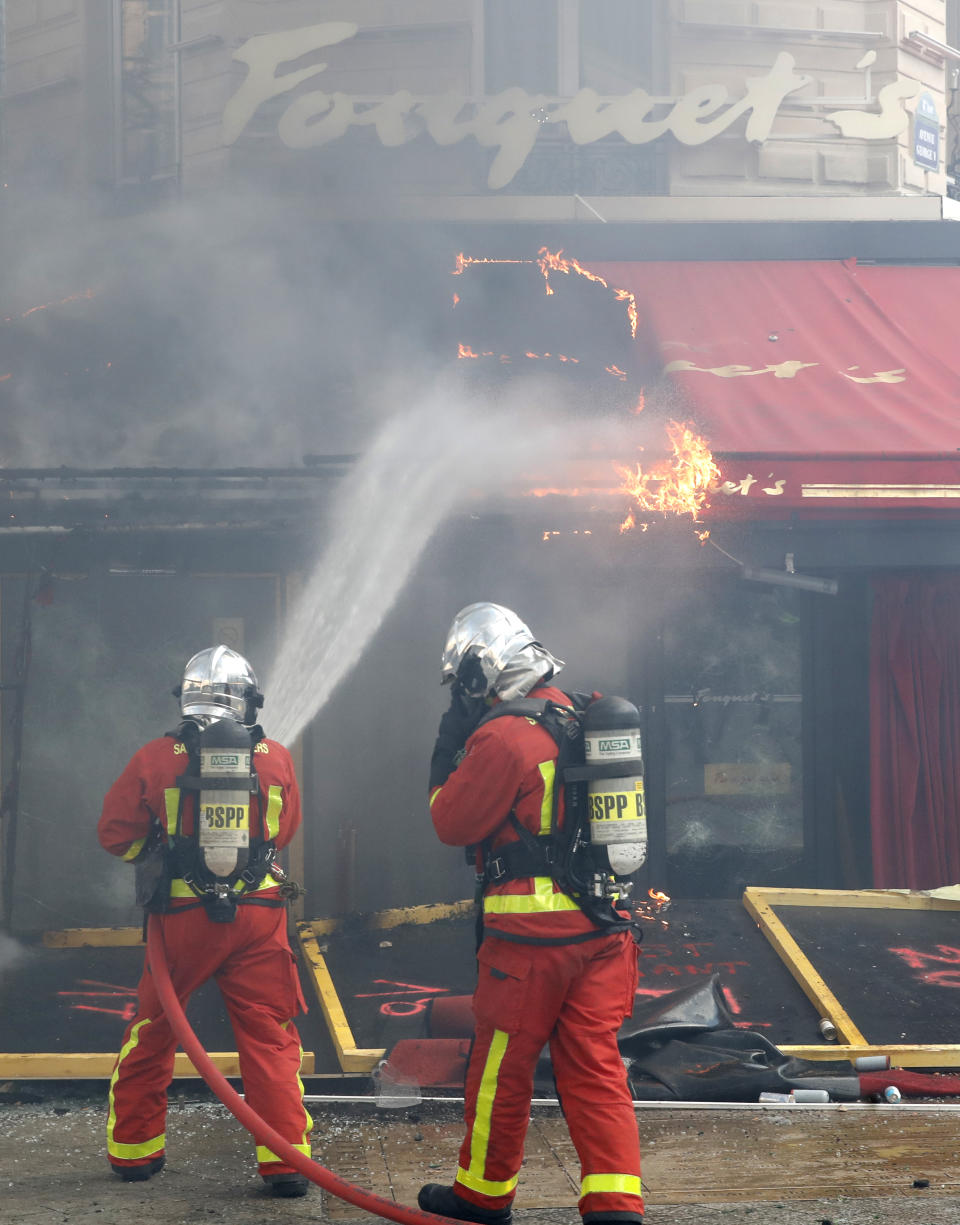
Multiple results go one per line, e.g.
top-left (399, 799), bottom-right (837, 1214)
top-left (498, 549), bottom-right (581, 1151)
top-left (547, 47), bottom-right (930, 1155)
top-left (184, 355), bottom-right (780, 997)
top-left (589, 259), bottom-right (960, 455)
top-left (587, 259), bottom-right (960, 514)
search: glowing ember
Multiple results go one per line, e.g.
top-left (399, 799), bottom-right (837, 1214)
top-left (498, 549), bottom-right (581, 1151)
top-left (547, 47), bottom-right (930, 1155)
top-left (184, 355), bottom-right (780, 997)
top-left (542, 529), bottom-right (593, 541)
top-left (605, 364), bottom-right (627, 381)
top-left (458, 343), bottom-right (513, 363)
top-left (633, 391), bottom-right (645, 414)
top-left (633, 887), bottom-right (671, 927)
top-left (616, 420), bottom-right (719, 530)
top-left (452, 253), bottom-right (526, 275)
top-left (526, 486), bottom-right (604, 498)
top-left (3, 288), bottom-right (95, 324)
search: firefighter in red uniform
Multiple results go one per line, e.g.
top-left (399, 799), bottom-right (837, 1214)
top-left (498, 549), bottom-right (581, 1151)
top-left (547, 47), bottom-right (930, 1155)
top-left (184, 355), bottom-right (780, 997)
top-left (418, 604), bottom-right (644, 1225)
top-left (97, 645), bottom-right (312, 1198)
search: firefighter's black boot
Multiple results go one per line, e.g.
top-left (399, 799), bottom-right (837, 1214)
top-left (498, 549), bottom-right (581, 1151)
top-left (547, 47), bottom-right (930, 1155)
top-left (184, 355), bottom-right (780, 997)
top-left (111, 1155), bottom-right (165, 1182)
top-left (418, 1183), bottom-right (512, 1225)
top-left (263, 1172), bottom-right (309, 1198)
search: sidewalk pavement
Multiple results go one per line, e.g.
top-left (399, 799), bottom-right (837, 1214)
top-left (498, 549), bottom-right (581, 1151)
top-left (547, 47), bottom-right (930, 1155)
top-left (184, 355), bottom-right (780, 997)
top-left (2, 1084), bottom-right (960, 1225)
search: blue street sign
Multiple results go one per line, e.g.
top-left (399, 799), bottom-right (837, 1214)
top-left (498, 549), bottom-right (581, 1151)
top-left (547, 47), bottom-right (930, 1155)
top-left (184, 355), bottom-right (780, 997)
top-left (914, 92), bottom-right (940, 169)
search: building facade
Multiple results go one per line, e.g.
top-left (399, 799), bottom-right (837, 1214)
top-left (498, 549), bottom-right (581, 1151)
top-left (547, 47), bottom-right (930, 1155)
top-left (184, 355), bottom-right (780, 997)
top-left (3, 0), bottom-right (958, 214)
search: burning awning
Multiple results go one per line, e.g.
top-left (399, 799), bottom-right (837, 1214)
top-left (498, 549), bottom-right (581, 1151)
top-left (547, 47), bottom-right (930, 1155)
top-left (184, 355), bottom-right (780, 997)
top-left (588, 259), bottom-right (960, 515)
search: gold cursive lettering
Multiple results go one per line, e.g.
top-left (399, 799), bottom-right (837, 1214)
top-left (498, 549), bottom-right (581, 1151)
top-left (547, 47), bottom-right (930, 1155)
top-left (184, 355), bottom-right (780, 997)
top-left (664, 359), bottom-right (818, 379)
top-left (222, 22), bottom-right (359, 147)
top-left (222, 24), bottom-right (915, 188)
top-left (841, 367), bottom-right (907, 384)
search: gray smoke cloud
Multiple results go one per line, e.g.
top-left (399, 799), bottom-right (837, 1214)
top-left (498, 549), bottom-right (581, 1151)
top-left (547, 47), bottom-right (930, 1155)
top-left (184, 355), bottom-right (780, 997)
top-left (0, 931), bottom-right (27, 975)
top-left (0, 187), bottom-right (450, 468)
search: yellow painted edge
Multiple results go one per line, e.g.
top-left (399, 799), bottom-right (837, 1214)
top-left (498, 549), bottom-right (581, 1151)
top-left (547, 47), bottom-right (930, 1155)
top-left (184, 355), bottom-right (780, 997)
top-left (309, 898), bottom-right (474, 941)
top-left (743, 886), bottom-right (960, 911)
top-left (295, 921), bottom-right (384, 1074)
top-left (743, 888), bottom-right (868, 1046)
top-left (780, 1044), bottom-right (960, 1067)
top-left (42, 927), bottom-right (143, 948)
top-left (0, 1051), bottom-right (313, 1079)
top-left (340, 1048), bottom-right (388, 1074)
top-left (42, 900), bottom-right (476, 949)
top-left (365, 899), bottom-right (475, 930)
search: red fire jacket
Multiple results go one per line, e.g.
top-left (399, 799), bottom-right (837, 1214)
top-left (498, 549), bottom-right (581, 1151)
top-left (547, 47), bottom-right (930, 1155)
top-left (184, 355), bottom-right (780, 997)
top-left (429, 685), bottom-right (600, 943)
top-left (98, 731), bottom-right (301, 905)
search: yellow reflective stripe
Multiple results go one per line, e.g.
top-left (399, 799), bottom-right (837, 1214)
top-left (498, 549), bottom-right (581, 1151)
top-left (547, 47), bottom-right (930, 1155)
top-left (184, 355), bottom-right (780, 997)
top-left (537, 761), bottom-right (555, 835)
top-left (581, 1174), bottom-right (643, 1198)
top-left (454, 1029), bottom-right (518, 1198)
top-left (429, 785), bottom-right (443, 809)
top-left (168, 874), bottom-right (275, 898)
top-left (107, 1018), bottom-right (165, 1161)
top-left (258, 1024), bottom-right (312, 1165)
top-left (456, 1165), bottom-right (519, 1198)
top-left (122, 837), bottom-right (146, 863)
top-left (257, 1142), bottom-right (312, 1164)
top-left (163, 788), bottom-right (180, 837)
top-left (264, 785), bottom-right (283, 841)
top-left (483, 876), bottom-right (580, 914)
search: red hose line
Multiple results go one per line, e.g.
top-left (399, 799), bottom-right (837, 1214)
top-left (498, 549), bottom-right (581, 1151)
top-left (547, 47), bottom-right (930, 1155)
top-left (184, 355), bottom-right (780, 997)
top-left (147, 914), bottom-right (462, 1225)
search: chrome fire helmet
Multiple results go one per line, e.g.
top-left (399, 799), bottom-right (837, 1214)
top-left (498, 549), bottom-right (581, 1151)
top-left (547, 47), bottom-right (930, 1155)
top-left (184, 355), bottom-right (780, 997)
top-left (176, 645), bottom-right (264, 726)
top-left (441, 602), bottom-right (564, 701)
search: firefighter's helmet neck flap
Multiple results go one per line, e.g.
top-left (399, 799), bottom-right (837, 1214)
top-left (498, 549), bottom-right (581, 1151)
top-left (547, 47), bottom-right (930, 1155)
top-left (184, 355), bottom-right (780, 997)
top-left (174, 644), bottom-right (265, 728)
top-left (442, 602), bottom-right (565, 702)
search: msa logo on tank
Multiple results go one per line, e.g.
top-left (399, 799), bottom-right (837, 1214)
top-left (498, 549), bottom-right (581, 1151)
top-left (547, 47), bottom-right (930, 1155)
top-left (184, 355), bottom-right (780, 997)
top-left (582, 696), bottom-right (647, 876)
top-left (199, 718), bottom-right (252, 878)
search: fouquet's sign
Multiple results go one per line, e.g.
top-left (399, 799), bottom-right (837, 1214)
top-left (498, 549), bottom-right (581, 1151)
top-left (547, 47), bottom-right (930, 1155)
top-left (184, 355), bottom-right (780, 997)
top-left (223, 22), bottom-right (919, 189)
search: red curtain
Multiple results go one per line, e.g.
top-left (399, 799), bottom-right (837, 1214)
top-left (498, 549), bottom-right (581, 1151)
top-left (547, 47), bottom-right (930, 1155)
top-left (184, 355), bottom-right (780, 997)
top-left (870, 574), bottom-right (960, 888)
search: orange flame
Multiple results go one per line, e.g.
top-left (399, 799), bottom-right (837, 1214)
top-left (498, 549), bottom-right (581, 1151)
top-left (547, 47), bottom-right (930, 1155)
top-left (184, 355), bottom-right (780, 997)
top-left (605, 364), bottom-right (627, 381)
top-left (633, 390), bottom-right (645, 414)
top-left (613, 289), bottom-right (638, 338)
top-left (537, 247), bottom-right (609, 294)
top-left (616, 421), bottom-right (719, 530)
top-left (633, 887), bottom-right (671, 925)
top-left (452, 251), bottom-right (638, 338)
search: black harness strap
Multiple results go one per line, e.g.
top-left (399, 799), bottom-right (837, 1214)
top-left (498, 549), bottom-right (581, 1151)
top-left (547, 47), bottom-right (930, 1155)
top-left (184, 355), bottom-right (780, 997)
top-left (472, 696), bottom-right (640, 944)
top-left (155, 721), bottom-right (279, 921)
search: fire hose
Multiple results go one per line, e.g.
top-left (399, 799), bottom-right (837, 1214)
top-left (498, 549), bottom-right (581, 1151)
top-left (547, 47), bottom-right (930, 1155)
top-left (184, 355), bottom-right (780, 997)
top-left (146, 914), bottom-right (461, 1225)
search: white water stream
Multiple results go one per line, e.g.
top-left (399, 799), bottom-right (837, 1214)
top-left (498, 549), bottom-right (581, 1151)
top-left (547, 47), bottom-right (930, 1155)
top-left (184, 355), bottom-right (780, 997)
top-left (266, 392), bottom-right (559, 746)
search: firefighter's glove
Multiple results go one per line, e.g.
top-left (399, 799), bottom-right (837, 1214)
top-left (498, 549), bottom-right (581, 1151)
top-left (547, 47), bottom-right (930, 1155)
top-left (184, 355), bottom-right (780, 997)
top-left (428, 691), bottom-right (485, 791)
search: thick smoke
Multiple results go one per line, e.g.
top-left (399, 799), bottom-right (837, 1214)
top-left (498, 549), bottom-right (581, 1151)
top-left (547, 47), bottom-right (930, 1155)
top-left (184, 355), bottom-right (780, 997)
top-left (0, 188), bottom-right (451, 467)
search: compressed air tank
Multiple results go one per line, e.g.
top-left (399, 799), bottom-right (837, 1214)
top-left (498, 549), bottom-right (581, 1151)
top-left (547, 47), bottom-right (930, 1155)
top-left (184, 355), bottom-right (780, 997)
top-left (198, 717), bottom-right (253, 879)
top-left (582, 696), bottom-right (647, 876)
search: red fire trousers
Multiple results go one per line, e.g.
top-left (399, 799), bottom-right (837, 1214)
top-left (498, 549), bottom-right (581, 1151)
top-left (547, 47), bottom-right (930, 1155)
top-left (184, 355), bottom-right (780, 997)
top-left (107, 902), bottom-right (311, 1177)
top-left (454, 929), bottom-right (643, 1222)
